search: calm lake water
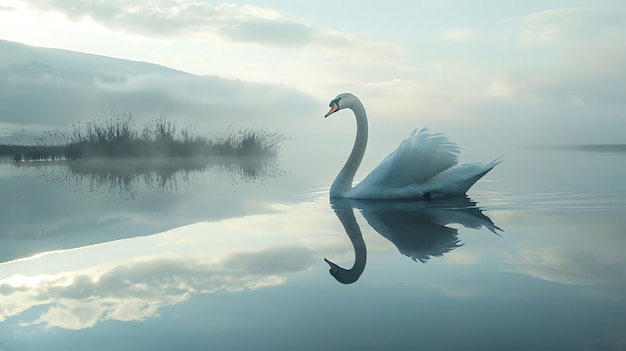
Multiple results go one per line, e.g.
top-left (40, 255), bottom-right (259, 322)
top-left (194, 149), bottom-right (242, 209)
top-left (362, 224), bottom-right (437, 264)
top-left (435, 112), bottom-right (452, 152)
top-left (1, 145), bottom-right (625, 350)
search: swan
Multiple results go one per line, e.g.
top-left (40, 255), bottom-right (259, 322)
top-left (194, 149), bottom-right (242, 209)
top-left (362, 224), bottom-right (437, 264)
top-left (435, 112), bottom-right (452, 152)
top-left (325, 196), bottom-right (501, 284)
top-left (325, 92), bottom-right (500, 199)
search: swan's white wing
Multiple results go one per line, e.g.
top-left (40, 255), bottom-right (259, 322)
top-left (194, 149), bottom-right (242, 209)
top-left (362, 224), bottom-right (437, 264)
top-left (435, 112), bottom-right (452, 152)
top-left (425, 159), bottom-right (501, 196)
top-left (357, 128), bottom-right (461, 189)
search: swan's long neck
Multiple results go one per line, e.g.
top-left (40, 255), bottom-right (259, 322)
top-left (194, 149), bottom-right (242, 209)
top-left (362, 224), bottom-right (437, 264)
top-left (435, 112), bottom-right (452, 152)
top-left (330, 102), bottom-right (368, 197)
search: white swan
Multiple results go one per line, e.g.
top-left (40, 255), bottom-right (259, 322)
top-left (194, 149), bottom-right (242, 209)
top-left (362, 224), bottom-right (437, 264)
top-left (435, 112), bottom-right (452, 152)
top-left (325, 92), bottom-right (500, 199)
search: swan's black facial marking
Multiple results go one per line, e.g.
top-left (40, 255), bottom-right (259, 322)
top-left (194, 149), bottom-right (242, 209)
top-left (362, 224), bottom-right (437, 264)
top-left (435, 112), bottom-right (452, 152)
top-left (325, 96), bottom-right (342, 117)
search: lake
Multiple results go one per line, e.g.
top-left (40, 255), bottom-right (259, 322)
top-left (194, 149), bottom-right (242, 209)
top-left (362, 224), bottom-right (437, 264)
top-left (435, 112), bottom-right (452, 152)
top-left (1, 145), bottom-right (625, 350)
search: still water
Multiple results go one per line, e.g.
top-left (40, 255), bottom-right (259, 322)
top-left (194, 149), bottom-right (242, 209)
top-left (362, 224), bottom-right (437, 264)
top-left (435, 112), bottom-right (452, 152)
top-left (1, 146), bottom-right (625, 350)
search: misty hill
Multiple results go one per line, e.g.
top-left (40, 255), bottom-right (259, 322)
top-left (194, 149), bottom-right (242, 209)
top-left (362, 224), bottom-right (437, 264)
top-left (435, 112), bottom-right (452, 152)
top-left (0, 39), bottom-right (188, 77)
top-left (0, 39), bottom-right (315, 144)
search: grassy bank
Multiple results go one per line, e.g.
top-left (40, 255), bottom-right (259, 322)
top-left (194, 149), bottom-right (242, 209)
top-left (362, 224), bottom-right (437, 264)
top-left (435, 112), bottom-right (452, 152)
top-left (2, 115), bottom-right (287, 162)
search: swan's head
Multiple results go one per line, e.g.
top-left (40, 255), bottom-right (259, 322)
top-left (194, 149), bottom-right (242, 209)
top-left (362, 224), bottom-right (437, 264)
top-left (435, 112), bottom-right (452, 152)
top-left (324, 258), bottom-right (362, 284)
top-left (325, 92), bottom-right (359, 118)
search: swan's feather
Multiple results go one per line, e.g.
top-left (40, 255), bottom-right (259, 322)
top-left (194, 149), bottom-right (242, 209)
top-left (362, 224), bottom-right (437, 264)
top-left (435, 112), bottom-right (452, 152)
top-left (347, 129), bottom-right (458, 197)
top-left (346, 129), bottom-right (499, 199)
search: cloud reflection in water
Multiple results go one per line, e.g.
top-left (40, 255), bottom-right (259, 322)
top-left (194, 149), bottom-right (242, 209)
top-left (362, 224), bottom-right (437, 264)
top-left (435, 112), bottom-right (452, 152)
top-left (0, 220), bottom-right (316, 330)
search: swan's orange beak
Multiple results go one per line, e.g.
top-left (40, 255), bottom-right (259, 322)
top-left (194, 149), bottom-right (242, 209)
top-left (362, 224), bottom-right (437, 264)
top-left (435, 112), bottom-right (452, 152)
top-left (324, 258), bottom-right (340, 274)
top-left (325, 103), bottom-right (339, 118)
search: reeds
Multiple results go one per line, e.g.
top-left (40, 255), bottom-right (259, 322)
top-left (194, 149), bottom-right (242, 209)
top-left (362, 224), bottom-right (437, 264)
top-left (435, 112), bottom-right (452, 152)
top-left (4, 115), bottom-right (287, 161)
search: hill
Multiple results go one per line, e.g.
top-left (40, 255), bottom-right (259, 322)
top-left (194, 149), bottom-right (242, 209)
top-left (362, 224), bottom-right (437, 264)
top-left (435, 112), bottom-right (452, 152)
top-left (0, 39), bottom-right (315, 144)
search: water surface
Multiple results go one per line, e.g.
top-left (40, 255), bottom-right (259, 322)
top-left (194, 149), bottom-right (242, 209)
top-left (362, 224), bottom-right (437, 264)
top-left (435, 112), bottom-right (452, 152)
top-left (1, 147), bottom-right (625, 350)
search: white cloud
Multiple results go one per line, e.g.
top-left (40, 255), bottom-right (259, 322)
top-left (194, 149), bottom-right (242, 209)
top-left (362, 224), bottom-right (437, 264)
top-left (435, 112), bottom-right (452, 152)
top-left (441, 28), bottom-right (477, 42)
top-left (475, 7), bottom-right (626, 110)
top-left (487, 77), bottom-right (517, 99)
top-left (216, 19), bottom-right (314, 46)
top-left (17, 0), bottom-right (309, 45)
top-left (17, 0), bottom-right (404, 58)
top-left (512, 7), bottom-right (625, 45)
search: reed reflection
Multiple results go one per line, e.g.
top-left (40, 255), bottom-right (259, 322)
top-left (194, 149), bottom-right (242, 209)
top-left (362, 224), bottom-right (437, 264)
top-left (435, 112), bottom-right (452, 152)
top-left (325, 196), bottom-right (501, 284)
top-left (11, 156), bottom-right (284, 198)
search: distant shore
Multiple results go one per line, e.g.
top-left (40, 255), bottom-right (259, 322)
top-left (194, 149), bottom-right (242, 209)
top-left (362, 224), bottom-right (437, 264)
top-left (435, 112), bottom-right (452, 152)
top-left (529, 144), bottom-right (626, 153)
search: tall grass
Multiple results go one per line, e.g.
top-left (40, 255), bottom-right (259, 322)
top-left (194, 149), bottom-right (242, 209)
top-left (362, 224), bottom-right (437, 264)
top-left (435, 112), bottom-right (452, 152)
top-left (6, 115), bottom-right (287, 161)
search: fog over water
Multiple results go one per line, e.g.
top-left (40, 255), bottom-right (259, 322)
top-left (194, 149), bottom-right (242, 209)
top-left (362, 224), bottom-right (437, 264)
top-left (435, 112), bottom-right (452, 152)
top-left (1, 3), bottom-right (626, 347)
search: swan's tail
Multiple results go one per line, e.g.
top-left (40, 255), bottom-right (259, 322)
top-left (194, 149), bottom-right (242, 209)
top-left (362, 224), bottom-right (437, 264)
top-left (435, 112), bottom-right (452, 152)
top-left (457, 158), bottom-right (502, 194)
top-left (427, 158), bottom-right (501, 196)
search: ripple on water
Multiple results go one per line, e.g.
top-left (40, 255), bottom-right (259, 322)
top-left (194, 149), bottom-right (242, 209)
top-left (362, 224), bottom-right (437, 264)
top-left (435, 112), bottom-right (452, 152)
top-left (472, 190), bottom-right (626, 212)
top-left (284, 187), bottom-right (626, 213)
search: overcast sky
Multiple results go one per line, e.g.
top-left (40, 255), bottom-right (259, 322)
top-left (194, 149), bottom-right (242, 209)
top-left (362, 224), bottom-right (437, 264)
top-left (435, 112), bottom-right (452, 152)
top-left (1, 0), bottom-right (625, 148)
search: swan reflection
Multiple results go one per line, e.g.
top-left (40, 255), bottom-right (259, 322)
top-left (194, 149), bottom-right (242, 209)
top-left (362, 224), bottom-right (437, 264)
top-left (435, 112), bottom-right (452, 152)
top-left (325, 196), bottom-right (501, 284)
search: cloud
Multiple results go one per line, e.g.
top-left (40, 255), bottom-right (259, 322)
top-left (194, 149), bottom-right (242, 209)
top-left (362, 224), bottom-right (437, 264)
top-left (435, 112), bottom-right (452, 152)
top-left (511, 7), bottom-right (625, 45)
top-left (486, 77), bottom-right (517, 99)
top-left (489, 48), bottom-right (626, 107)
top-left (0, 4), bottom-right (17, 12)
top-left (216, 18), bottom-right (315, 47)
top-left (20, 0), bottom-right (308, 45)
top-left (355, 77), bottom-right (469, 126)
top-left (441, 28), bottom-right (477, 42)
top-left (18, 0), bottom-right (403, 57)
top-left (26, 0), bottom-right (217, 37)
top-left (4, 1), bottom-right (407, 105)
top-left (477, 8), bottom-right (626, 109)
top-left (21, 0), bottom-right (406, 71)
top-left (0, 39), bottom-right (319, 135)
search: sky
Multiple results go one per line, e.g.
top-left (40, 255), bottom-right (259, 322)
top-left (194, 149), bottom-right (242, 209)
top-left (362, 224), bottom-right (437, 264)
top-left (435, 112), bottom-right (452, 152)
top-left (1, 0), bottom-right (625, 151)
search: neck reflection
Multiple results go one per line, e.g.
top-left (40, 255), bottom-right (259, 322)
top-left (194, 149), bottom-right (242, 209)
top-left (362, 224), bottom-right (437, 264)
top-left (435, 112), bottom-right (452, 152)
top-left (325, 196), bottom-right (501, 284)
